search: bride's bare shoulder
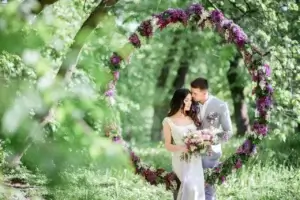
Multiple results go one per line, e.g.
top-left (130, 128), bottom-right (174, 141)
top-left (162, 117), bottom-right (171, 125)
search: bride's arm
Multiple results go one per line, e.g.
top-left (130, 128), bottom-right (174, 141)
top-left (163, 123), bottom-right (187, 152)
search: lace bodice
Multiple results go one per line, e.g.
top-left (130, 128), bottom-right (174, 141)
top-left (162, 117), bottom-right (197, 145)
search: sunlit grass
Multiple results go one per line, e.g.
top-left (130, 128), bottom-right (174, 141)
top-left (50, 145), bottom-right (300, 200)
top-left (2, 135), bottom-right (300, 199)
top-left (52, 168), bottom-right (172, 200)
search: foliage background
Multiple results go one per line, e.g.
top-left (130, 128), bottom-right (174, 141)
top-left (0, 0), bottom-right (299, 199)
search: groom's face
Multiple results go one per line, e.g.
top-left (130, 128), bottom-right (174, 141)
top-left (191, 87), bottom-right (208, 103)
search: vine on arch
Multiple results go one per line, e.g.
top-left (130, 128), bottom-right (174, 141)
top-left (104, 3), bottom-right (273, 191)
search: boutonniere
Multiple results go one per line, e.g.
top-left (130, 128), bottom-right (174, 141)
top-left (207, 112), bottom-right (219, 124)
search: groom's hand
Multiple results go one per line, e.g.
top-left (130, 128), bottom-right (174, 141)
top-left (202, 134), bottom-right (212, 141)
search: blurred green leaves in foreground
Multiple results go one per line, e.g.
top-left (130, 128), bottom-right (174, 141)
top-left (0, 0), bottom-right (131, 190)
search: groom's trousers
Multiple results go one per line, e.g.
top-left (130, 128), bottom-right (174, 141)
top-left (204, 184), bottom-right (216, 200)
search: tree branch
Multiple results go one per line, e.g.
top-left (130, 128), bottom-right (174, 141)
top-left (227, 0), bottom-right (258, 22)
top-left (232, 9), bottom-right (257, 22)
top-left (11, 0), bottom-right (119, 166)
top-left (57, 0), bottom-right (118, 78)
top-left (43, 0), bottom-right (119, 124)
top-left (228, 0), bottom-right (246, 13)
top-left (243, 0), bottom-right (251, 10)
top-left (206, 0), bottom-right (219, 10)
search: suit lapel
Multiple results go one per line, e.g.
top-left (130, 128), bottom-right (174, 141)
top-left (199, 96), bottom-right (214, 121)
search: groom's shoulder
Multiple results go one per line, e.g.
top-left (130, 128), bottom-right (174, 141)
top-left (211, 96), bottom-right (226, 104)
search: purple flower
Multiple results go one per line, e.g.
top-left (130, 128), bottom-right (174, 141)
top-left (110, 53), bottom-right (122, 66)
top-left (165, 172), bottom-right (177, 190)
top-left (231, 24), bottom-right (241, 34)
top-left (105, 89), bottom-right (114, 97)
top-left (236, 139), bottom-right (255, 155)
top-left (252, 64), bottom-right (272, 82)
top-left (234, 33), bottom-right (247, 47)
top-left (129, 33), bottom-right (141, 48)
top-left (142, 168), bottom-right (157, 185)
top-left (214, 162), bottom-right (223, 173)
top-left (186, 3), bottom-right (204, 16)
top-left (138, 20), bottom-right (153, 37)
top-left (176, 9), bottom-right (189, 24)
top-left (263, 64), bottom-right (271, 77)
top-left (234, 31), bottom-right (247, 46)
top-left (235, 159), bottom-right (242, 169)
top-left (256, 96), bottom-right (272, 113)
top-left (230, 24), bottom-right (248, 47)
top-left (112, 135), bottom-right (121, 142)
top-left (154, 8), bottom-right (188, 30)
top-left (211, 10), bottom-right (224, 23)
top-left (130, 151), bottom-right (140, 163)
top-left (220, 19), bottom-right (233, 29)
top-left (243, 139), bottom-right (252, 150)
top-left (221, 176), bottom-right (226, 183)
top-left (252, 121), bottom-right (268, 136)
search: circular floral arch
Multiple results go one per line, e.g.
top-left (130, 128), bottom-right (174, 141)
top-left (104, 3), bottom-right (273, 191)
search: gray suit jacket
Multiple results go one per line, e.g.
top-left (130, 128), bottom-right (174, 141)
top-left (197, 96), bottom-right (233, 168)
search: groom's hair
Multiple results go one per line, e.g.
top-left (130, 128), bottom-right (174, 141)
top-left (190, 77), bottom-right (208, 90)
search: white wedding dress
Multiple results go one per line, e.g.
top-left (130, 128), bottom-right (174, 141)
top-left (163, 117), bottom-right (205, 200)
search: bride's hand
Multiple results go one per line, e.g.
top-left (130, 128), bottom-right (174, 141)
top-left (179, 145), bottom-right (188, 153)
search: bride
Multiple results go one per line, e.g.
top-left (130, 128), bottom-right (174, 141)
top-left (162, 88), bottom-right (205, 200)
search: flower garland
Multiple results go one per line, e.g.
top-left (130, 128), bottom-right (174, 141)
top-left (104, 3), bottom-right (273, 190)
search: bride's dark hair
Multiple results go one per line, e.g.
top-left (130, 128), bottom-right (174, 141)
top-left (167, 88), bottom-right (201, 128)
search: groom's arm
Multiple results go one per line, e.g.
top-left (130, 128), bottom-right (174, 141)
top-left (213, 103), bottom-right (233, 144)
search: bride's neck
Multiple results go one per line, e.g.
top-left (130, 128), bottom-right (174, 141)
top-left (174, 110), bottom-right (187, 118)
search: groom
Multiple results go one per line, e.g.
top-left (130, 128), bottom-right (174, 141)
top-left (190, 77), bottom-right (233, 200)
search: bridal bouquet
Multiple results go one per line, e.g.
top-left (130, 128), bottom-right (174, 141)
top-left (180, 132), bottom-right (211, 162)
top-left (201, 128), bottom-right (219, 145)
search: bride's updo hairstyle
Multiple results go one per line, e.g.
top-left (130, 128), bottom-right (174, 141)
top-left (167, 88), bottom-right (201, 128)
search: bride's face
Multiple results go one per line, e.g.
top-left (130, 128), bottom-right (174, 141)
top-left (183, 93), bottom-right (192, 111)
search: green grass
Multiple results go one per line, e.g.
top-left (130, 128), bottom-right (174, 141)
top-left (51, 168), bottom-right (172, 200)
top-left (2, 135), bottom-right (300, 200)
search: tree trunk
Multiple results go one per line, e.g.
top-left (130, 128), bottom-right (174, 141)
top-left (150, 32), bottom-right (181, 141)
top-left (10, 0), bottom-right (119, 166)
top-left (172, 59), bottom-right (189, 89)
top-left (151, 42), bottom-right (190, 141)
top-left (227, 55), bottom-right (250, 136)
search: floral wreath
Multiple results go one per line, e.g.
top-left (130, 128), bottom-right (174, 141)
top-left (103, 3), bottom-right (273, 192)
